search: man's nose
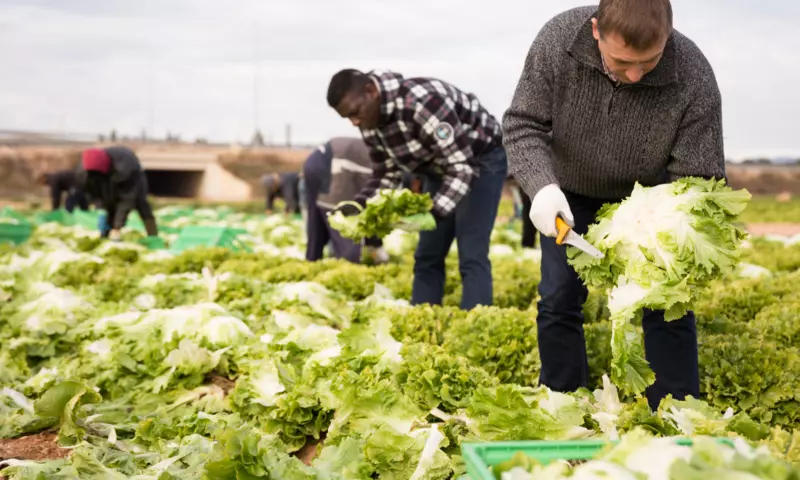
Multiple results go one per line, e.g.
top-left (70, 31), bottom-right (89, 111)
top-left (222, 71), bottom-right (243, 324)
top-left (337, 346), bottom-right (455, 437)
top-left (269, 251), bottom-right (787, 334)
top-left (626, 67), bottom-right (644, 83)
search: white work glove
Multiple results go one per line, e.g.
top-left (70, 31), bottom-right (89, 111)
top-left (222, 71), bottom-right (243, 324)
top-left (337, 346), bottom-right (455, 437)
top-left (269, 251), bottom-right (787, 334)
top-left (529, 184), bottom-right (574, 237)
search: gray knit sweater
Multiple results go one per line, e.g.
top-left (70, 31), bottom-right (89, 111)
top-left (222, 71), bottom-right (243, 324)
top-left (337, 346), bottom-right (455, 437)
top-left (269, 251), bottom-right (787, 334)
top-left (503, 6), bottom-right (726, 201)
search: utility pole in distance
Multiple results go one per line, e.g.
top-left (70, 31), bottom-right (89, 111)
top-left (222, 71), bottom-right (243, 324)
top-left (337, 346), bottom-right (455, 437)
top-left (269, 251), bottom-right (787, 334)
top-left (148, 55), bottom-right (155, 140)
top-left (252, 21), bottom-right (261, 140)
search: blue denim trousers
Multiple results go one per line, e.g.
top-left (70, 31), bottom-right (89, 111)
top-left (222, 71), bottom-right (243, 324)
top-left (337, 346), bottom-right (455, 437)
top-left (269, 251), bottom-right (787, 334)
top-left (411, 147), bottom-right (508, 310)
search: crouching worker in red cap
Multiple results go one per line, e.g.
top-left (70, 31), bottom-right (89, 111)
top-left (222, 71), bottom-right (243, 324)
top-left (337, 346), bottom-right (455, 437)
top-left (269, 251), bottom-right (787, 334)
top-left (77, 146), bottom-right (158, 241)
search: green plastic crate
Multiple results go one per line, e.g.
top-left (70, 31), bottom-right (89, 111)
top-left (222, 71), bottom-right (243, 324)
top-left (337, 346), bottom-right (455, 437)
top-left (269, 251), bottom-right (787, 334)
top-left (139, 236), bottom-right (167, 250)
top-left (169, 226), bottom-right (251, 254)
top-left (0, 207), bottom-right (30, 224)
top-left (156, 208), bottom-right (195, 223)
top-left (125, 211), bottom-right (146, 232)
top-left (72, 210), bottom-right (148, 232)
top-left (72, 210), bottom-right (103, 230)
top-left (34, 209), bottom-right (77, 226)
top-left (461, 437), bottom-right (735, 480)
top-left (0, 222), bottom-right (33, 245)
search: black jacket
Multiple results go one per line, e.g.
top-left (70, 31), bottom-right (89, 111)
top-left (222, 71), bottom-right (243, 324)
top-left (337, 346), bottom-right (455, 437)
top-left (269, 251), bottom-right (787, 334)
top-left (263, 172), bottom-right (301, 214)
top-left (45, 170), bottom-right (80, 210)
top-left (77, 146), bottom-right (148, 229)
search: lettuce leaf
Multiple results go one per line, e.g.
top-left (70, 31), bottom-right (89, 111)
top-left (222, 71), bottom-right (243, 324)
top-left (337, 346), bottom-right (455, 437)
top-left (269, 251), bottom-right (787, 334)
top-left (568, 178), bottom-right (751, 395)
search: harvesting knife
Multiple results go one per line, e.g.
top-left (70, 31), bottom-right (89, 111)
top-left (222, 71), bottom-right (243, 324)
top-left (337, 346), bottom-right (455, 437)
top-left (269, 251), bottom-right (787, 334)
top-left (555, 216), bottom-right (605, 259)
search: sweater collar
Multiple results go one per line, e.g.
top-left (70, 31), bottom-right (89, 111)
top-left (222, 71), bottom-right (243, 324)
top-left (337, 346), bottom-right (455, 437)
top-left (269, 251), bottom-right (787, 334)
top-left (567, 10), bottom-right (678, 87)
top-left (368, 70), bottom-right (404, 126)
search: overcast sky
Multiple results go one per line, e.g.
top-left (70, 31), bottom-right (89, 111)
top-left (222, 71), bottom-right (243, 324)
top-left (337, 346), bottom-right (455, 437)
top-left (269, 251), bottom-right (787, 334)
top-left (0, 0), bottom-right (798, 159)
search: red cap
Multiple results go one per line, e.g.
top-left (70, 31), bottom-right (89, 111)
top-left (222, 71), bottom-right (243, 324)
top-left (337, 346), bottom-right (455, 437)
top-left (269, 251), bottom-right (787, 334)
top-left (82, 148), bottom-right (111, 174)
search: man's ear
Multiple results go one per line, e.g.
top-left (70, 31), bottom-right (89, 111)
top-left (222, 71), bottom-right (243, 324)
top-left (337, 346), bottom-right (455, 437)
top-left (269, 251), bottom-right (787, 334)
top-left (364, 81), bottom-right (378, 99)
top-left (591, 17), bottom-right (601, 42)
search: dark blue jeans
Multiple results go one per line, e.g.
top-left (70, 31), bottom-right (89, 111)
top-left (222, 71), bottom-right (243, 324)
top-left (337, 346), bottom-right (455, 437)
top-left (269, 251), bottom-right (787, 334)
top-left (537, 191), bottom-right (699, 410)
top-left (411, 147), bottom-right (508, 310)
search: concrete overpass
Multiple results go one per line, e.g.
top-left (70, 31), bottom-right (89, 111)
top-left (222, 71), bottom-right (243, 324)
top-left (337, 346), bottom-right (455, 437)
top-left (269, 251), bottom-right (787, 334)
top-left (136, 148), bottom-right (254, 201)
top-left (0, 142), bottom-right (311, 202)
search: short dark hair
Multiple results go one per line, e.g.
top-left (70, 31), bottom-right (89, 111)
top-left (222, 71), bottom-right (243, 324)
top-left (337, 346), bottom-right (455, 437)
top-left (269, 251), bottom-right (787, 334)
top-left (327, 69), bottom-right (370, 108)
top-left (597, 0), bottom-right (673, 51)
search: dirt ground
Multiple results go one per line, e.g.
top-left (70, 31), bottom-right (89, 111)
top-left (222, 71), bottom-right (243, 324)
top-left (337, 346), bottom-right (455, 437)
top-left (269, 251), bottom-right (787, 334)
top-left (0, 432), bottom-right (69, 462)
top-left (745, 223), bottom-right (800, 237)
top-left (293, 433), bottom-right (326, 466)
top-left (207, 373), bottom-right (236, 394)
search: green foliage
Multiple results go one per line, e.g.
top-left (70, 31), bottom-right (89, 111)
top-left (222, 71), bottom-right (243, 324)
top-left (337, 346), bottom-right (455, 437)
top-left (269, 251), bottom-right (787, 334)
top-left (389, 305), bottom-right (467, 346)
top-left (442, 307), bottom-right (539, 385)
top-left (583, 288), bottom-right (610, 324)
top-left (569, 177), bottom-right (751, 396)
top-left (584, 321), bottom-right (613, 390)
top-left (166, 247), bottom-right (236, 273)
top-left (741, 238), bottom-right (800, 273)
top-left (50, 259), bottom-right (105, 287)
top-left (396, 342), bottom-right (498, 412)
top-left (753, 300), bottom-right (800, 345)
top-left (492, 260), bottom-right (539, 309)
top-left (328, 189), bottom-right (435, 240)
top-left (699, 332), bottom-right (800, 428)
top-left (694, 271), bottom-right (800, 334)
top-left (312, 263), bottom-right (394, 300)
top-left (216, 254), bottom-right (295, 278)
top-left (738, 195), bottom-right (800, 223)
top-left (3, 202), bottom-right (800, 477)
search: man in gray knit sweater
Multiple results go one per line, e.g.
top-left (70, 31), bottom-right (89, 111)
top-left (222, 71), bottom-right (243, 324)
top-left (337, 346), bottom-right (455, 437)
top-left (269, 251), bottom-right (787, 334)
top-left (503, 0), bottom-right (725, 410)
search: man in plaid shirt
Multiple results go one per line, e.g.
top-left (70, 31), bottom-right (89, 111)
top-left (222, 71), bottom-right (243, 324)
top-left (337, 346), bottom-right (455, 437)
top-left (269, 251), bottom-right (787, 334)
top-left (326, 69), bottom-right (508, 310)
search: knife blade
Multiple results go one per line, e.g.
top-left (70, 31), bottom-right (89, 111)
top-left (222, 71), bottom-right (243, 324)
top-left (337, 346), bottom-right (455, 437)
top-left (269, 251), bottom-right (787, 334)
top-left (555, 216), bottom-right (605, 259)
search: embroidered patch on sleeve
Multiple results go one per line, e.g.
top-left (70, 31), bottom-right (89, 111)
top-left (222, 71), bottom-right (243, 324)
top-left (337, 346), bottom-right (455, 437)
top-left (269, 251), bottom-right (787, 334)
top-left (434, 123), bottom-right (454, 142)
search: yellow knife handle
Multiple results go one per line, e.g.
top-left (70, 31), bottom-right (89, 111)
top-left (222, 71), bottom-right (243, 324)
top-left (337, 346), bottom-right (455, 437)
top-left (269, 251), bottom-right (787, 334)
top-left (555, 216), bottom-right (570, 246)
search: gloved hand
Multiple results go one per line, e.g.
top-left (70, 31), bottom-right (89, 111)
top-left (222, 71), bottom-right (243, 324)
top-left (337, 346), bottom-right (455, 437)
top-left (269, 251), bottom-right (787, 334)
top-left (335, 203), bottom-right (361, 217)
top-left (109, 229), bottom-right (121, 242)
top-left (529, 184), bottom-right (574, 237)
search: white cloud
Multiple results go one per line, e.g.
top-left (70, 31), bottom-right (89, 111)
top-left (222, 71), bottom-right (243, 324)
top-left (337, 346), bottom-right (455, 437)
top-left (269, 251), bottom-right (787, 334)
top-left (0, 0), bottom-right (797, 158)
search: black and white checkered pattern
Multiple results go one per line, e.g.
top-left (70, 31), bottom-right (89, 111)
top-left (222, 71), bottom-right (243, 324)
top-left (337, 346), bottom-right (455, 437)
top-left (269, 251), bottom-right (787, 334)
top-left (355, 70), bottom-right (502, 217)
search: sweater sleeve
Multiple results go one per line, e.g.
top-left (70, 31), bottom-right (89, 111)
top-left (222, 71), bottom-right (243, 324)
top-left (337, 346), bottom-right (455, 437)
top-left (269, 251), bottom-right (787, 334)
top-left (667, 62), bottom-right (727, 182)
top-left (502, 22), bottom-right (560, 199)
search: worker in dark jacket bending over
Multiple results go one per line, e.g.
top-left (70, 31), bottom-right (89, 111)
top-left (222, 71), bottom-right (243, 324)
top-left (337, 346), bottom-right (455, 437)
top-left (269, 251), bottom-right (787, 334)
top-left (503, 0), bottom-right (725, 409)
top-left (303, 137), bottom-right (389, 264)
top-left (262, 172), bottom-right (301, 215)
top-left (77, 146), bottom-right (158, 241)
top-left (37, 170), bottom-right (89, 213)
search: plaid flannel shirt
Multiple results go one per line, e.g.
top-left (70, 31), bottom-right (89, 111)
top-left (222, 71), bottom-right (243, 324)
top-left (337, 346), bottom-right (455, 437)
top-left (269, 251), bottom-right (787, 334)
top-left (355, 70), bottom-right (502, 217)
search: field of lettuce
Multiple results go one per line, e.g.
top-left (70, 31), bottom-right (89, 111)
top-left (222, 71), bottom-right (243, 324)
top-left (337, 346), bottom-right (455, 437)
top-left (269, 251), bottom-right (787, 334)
top-left (1, 200), bottom-right (800, 479)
